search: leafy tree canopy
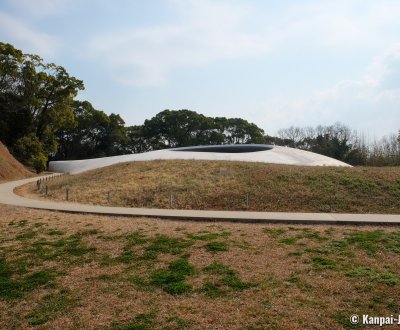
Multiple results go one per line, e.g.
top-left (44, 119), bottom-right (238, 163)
top-left (0, 42), bottom-right (84, 168)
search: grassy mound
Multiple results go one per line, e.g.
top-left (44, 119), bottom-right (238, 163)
top-left (34, 159), bottom-right (400, 213)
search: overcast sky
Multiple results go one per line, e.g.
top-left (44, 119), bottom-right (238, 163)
top-left (1, 0), bottom-right (399, 138)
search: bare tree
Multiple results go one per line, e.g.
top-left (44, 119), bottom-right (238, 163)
top-left (277, 126), bottom-right (305, 148)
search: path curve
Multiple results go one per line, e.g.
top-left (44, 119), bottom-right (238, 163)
top-left (1, 175), bottom-right (399, 225)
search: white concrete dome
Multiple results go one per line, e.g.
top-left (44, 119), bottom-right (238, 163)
top-left (49, 144), bottom-right (351, 174)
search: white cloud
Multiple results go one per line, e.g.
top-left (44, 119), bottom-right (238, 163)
top-left (0, 11), bottom-right (61, 58)
top-left (87, 0), bottom-right (400, 87)
top-left (365, 44), bottom-right (400, 88)
top-left (88, 0), bottom-right (271, 86)
top-left (6, 0), bottom-right (74, 18)
top-left (257, 45), bottom-right (400, 138)
top-left (281, 0), bottom-right (400, 48)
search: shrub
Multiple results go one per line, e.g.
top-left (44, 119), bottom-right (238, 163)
top-left (13, 135), bottom-right (47, 173)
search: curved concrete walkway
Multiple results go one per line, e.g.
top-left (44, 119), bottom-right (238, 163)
top-left (1, 175), bottom-right (399, 225)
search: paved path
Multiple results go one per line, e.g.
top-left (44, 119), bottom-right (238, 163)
top-left (1, 174), bottom-right (399, 225)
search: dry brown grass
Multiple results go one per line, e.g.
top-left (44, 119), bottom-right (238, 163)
top-left (25, 159), bottom-right (400, 213)
top-left (1, 204), bottom-right (400, 329)
top-left (0, 142), bottom-right (33, 182)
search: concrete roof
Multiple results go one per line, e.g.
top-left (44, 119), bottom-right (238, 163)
top-left (49, 145), bottom-right (351, 174)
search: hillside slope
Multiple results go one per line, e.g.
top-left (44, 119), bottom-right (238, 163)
top-left (32, 159), bottom-right (400, 214)
top-left (0, 142), bottom-right (33, 182)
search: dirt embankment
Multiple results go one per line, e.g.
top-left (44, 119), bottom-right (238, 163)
top-left (0, 142), bottom-right (33, 182)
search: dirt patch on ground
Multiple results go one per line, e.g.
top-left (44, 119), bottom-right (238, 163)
top-left (1, 204), bottom-right (400, 329)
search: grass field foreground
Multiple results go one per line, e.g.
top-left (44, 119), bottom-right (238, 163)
top-left (2, 204), bottom-right (400, 329)
top-left (25, 160), bottom-right (400, 213)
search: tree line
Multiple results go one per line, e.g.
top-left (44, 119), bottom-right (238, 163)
top-left (1, 42), bottom-right (399, 172)
top-left (271, 123), bottom-right (400, 166)
top-left (55, 104), bottom-right (266, 160)
top-left (0, 42), bottom-right (265, 171)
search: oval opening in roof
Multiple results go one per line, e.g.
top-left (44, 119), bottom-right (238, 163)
top-left (171, 144), bottom-right (273, 153)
